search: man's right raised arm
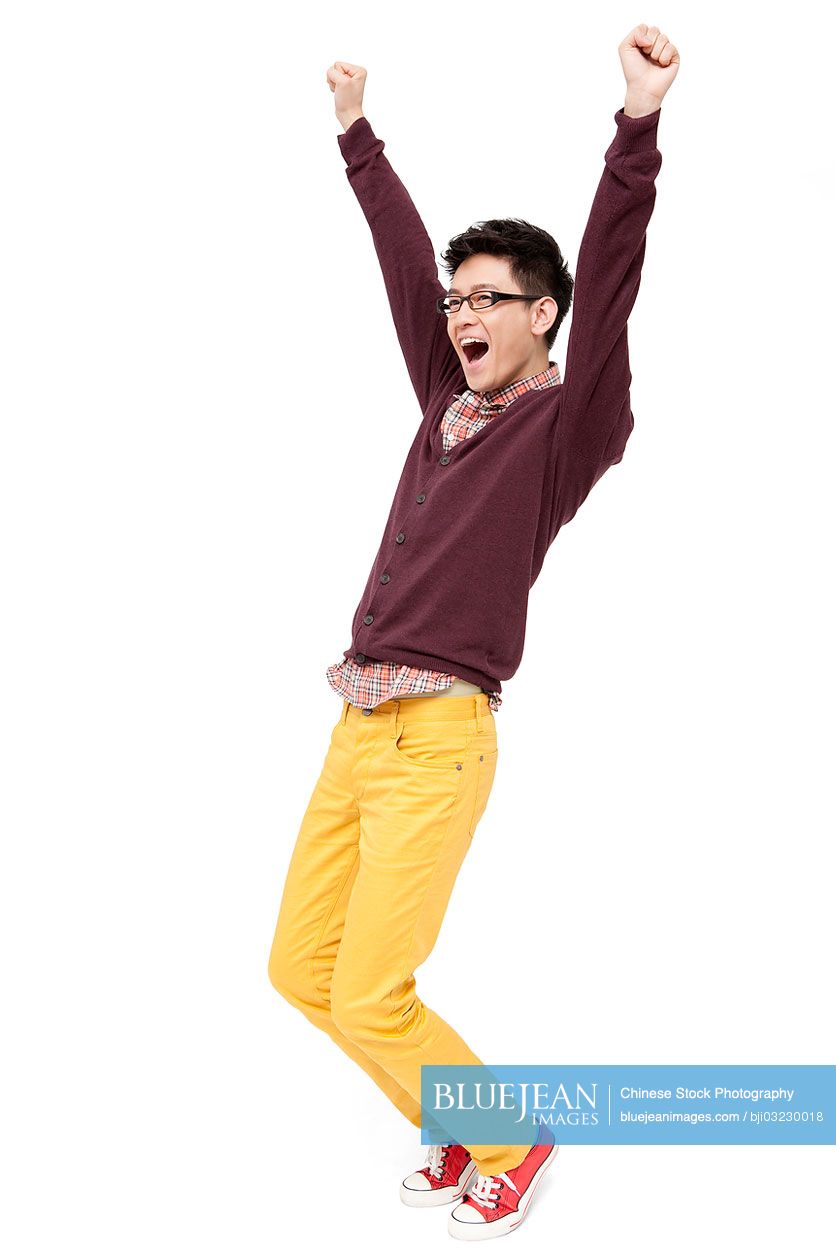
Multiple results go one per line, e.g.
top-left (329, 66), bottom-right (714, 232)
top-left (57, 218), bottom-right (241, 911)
top-left (326, 61), bottom-right (459, 413)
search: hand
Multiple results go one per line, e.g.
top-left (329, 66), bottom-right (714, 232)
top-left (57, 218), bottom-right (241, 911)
top-left (618, 24), bottom-right (680, 113)
top-left (326, 61), bottom-right (367, 129)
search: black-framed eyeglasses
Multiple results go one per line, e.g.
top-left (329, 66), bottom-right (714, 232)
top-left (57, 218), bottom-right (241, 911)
top-left (436, 289), bottom-right (545, 316)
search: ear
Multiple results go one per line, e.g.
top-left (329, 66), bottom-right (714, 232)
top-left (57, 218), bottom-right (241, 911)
top-left (531, 297), bottom-right (558, 338)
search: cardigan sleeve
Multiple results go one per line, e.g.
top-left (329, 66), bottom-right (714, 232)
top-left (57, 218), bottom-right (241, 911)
top-left (337, 117), bottom-right (460, 414)
top-left (551, 105), bottom-right (662, 532)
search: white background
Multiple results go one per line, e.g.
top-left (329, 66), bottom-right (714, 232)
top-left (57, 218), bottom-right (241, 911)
top-left (2, 2), bottom-right (834, 1252)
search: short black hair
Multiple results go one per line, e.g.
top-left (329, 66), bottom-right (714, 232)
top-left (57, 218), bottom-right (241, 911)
top-left (440, 218), bottom-right (573, 352)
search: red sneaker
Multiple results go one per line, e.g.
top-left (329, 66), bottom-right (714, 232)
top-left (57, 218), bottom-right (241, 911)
top-left (447, 1124), bottom-right (559, 1239)
top-left (400, 1142), bottom-right (479, 1208)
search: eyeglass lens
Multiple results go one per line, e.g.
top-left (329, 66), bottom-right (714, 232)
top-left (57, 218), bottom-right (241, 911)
top-left (441, 291), bottom-right (496, 314)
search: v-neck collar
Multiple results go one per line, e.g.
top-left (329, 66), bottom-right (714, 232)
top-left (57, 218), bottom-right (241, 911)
top-left (432, 360), bottom-right (562, 460)
top-left (431, 396), bottom-right (518, 459)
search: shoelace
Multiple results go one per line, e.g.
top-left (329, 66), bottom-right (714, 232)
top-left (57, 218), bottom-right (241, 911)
top-left (424, 1143), bottom-right (450, 1180)
top-left (468, 1171), bottom-right (521, 1209)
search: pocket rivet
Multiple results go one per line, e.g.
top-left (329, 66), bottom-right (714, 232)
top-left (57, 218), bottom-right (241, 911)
top-left (479, 754), bottom-right (484, 761)
top-left (456, 763), bottom-right (462, 770)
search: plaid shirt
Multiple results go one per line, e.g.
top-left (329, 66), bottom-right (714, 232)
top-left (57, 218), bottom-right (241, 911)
top-left (326, 359), bottom-right (562, 712)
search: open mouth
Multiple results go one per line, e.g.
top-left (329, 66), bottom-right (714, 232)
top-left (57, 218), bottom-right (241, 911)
top-left (460, 338), bottom-right (490, 367)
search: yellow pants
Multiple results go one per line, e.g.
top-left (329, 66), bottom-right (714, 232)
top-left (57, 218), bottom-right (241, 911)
top-left (267, 691), bottom-right (524, 1175)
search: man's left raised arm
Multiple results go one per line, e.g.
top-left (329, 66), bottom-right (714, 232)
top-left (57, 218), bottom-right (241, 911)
top-left (552, 24), bottom-right (679, 533)
top-left (553, 103), bottom-right (662, 524)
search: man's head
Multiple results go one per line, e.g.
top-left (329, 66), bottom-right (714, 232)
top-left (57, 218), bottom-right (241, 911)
top-left (439, 218), bottom-right (573, 392)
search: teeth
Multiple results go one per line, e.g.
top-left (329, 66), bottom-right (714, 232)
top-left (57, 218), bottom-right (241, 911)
top-left (460, 337), bottom-right (488, 346)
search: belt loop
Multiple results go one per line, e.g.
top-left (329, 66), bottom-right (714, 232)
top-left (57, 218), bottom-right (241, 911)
top-left (340, 699), bottom-right (349, 725)
top-left (475, 696), bottom-right (484, 734)
top-left (389, 699), bottom-right (401, 740)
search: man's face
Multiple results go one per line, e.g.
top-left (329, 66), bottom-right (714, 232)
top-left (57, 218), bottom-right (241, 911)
top-left (444, 254), bottom-right (556, 392)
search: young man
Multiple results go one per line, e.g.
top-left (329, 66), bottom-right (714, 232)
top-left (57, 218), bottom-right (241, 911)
top-left (268, 25), bottom-right (679, 1241)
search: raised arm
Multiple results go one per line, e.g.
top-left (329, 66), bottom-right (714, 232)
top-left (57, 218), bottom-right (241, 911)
top-left (551, 24), bottom-right (678, 534)
top-left (552, 104), bottom-right (662, 529)
top-left (326, 62), bottom-right (459, 413)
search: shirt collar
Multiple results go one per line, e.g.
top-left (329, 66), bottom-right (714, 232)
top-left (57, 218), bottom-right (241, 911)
top-left (454, 359), bottom-right (562, 412)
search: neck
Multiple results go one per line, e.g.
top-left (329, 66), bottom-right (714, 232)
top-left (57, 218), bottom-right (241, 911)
top-left (479, 355), bottom-right (552, 395)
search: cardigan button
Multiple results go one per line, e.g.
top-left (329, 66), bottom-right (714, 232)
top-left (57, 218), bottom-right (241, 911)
top-left (363, 614), bottom-right (374, 625)
top-left (356, 652), bottom-right (366, 663)
top-left (395, 532), bottom-right (405, 544)
top-left (416, 493), bottom-right (426, 503)
top-left (439, 455), bottom-right (450, 465)
top-left (379, 573), bottom-right (390, 583)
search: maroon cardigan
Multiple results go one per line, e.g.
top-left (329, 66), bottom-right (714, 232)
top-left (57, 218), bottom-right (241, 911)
top-left (336, 107), bottom-right (662, 697)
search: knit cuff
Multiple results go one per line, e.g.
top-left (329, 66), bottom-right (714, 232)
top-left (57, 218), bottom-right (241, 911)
top-left (337, 115), bottom-right (378, 164)
top-left (613, 105), bottom-right (661, 152)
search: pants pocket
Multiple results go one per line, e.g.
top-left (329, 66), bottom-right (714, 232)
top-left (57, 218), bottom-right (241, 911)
top-left (391, 719), bottom-right (471, 771)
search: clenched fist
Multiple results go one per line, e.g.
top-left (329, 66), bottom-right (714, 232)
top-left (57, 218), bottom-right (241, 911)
top-left (326, 61), bottom-right (367, 132)
top-left (619, 25), bottom-right (680, 115)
